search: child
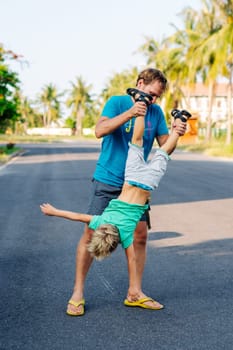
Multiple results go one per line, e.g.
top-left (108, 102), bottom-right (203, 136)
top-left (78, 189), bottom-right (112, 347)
top-left (40, 100), bottom-right (191, 313)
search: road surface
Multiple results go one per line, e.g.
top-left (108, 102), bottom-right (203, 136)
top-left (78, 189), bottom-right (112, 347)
top-left (1, 141), bottom-right (233, 350)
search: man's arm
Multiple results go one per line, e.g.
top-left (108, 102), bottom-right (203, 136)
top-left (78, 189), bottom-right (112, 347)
top-left (95, 102), bottom-right (147, 138)
top-left (40, 203), bottom-right (92, 224)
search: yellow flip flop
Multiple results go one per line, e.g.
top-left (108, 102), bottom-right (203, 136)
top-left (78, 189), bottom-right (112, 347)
top-left (66, 299), bottom-right (85, 316)
top-left (124, 297), bottom-right (164, 310)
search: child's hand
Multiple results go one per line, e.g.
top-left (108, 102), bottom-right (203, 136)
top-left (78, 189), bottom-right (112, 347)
top-left (172, 118), bottom-right (187, 136)
top-left (40, 203), bottom-right (56, 216)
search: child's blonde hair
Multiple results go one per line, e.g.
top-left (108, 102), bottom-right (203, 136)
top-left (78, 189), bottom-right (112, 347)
top-left (87, 224), bottom-right (120, 260)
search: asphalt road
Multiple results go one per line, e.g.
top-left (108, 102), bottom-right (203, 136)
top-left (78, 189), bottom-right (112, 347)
top-left (1, 141), bottom-right (233, 350)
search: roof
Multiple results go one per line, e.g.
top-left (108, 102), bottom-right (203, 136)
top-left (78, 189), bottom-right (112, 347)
top-left (184, 82), bottom-right (233, 97)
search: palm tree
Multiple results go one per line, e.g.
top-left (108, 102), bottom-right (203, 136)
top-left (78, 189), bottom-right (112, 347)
top-left (174, 0), bottom-right (233, 143)
top-left (17, 94), bottom-right (35, 133)
top-left (168, 1), bottom-right (223, 142)
top-left (138, 1), bottom-right (232, 142)
top-left (137, 27), bottom-right (196, 122)
top-left (210, 0), bottom-right (233, 144)
top-left (188, 0), bottom-right (233, 143)
top-left (38, 84), bottom-right (62, 127)
top-left (195, 0), bottom-right (226, 142)
top-left (66, 77), bottom-right (92, 136)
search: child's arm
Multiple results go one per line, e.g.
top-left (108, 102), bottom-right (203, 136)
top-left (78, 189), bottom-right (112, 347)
top-left (160, 129), bottom-right (180, 155)
top-left (125, 245), bottom-right (140, 301)
top-left (160, 116), bottom-right (188, 155)
top-left (40, 203), bottom-right (92, 224)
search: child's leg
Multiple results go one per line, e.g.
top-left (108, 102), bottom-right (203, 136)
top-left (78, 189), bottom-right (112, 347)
top-left (131, 116), bottom-right (145, 147)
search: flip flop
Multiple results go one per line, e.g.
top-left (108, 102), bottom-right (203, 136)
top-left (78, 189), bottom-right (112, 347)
top-left (66, 299), bottom-right (85, 316)
top-left (124, 297), bottom-right (164, 310)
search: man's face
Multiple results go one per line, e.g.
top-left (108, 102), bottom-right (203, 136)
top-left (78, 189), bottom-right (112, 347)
top-left (137, 79), bottom-right (164, 104)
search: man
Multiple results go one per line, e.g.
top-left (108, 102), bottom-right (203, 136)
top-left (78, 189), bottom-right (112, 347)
top-left (67, 68), bottom-right (187, 315)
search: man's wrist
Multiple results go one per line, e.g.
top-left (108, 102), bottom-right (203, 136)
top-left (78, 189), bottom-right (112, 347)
top-left (125, 110), bottom-right (134, 121)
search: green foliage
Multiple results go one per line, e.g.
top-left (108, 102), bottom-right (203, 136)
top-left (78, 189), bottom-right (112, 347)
top-left (82, 112), bottom-right (96, 128)
top-left (0, 145), bottom-right (20, 164)
top-left (17, 94), bottom-right (42, 129)
top-left (0, 52), bottom-right (21, 132)
top-left (65, 117), bottom-right (76, 129)
top-left (100, 67), bottom-right (139, 106)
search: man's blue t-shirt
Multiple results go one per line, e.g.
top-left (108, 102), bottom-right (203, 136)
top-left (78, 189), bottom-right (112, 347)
top-left (93, 95), bottom-right (168, 187)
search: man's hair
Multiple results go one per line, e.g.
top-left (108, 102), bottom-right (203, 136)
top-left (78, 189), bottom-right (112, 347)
top-left (136, 68), bottom-right (168, 91)
top-left (87, 224), bottom-right (120, 260)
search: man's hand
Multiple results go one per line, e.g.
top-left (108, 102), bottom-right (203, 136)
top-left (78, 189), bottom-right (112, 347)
top-left (40, 203), bottom-right (57, 216)
top-left (129, 101), bottom-right (147, 118)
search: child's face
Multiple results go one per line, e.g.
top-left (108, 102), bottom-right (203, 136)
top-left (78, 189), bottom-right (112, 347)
top-left (137, 80), bottom-right (164, 104)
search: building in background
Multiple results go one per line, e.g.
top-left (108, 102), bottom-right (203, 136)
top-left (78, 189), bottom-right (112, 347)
top-left (179, 82), bottom-right (233, 144)
top-left (184, 82), bottom-right (233, 124)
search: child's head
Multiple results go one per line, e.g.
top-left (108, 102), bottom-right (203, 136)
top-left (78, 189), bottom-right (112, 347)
top-left (87, 224), bottom-right (120, 260)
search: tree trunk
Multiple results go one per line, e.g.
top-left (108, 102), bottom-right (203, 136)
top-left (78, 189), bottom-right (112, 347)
top-left (226, 77), bottom-right (232, 145)
top-left (205, 81), bottom-right (215, 143)
top-left (43, 106), bottom-right (47, 127)
top-left (75, 106), bottom-right (84, 137)
top-left (47, 109), bottom-right (52, 128)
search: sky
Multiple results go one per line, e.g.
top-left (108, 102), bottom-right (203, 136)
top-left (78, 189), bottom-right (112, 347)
top-left (1, 0), bottom-right (202, 102)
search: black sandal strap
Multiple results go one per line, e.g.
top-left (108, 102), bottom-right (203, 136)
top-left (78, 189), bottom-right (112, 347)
top-left (171, 108), bottom-right (192, 122)
top-left (126, 88), bottom-right (153, 107)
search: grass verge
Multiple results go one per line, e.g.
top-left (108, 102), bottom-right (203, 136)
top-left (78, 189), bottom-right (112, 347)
top-left (0, 145), bottom-right (22, 164)
top-left (178, 141), bottom-right (233, 158)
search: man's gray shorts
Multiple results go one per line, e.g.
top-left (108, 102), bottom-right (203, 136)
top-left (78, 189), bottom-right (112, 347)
top-left (87, 179), bottom-right (148, 222)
